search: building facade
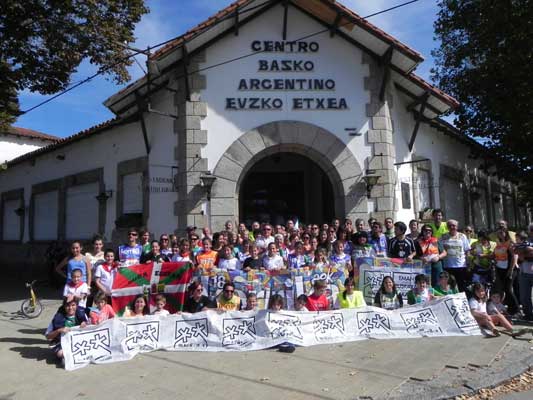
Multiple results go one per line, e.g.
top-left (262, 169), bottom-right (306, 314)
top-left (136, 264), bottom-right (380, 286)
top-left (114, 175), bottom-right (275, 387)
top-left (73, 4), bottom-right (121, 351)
top-left (0, 0), bottom-right (528, 273)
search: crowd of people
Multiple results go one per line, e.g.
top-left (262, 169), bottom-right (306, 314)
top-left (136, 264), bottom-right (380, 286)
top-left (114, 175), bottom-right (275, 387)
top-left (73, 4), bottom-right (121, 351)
top-left (46, 209), bottom-right (533, 360)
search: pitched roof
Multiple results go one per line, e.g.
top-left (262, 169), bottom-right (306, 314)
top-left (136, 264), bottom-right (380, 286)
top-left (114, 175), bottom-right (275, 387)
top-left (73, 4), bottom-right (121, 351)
top-left (5, 126), bottom-right (59, 142)
top-left (7, 116), bottom-right (137, 167)
top-left (105, 0), bottom-right (458, 117)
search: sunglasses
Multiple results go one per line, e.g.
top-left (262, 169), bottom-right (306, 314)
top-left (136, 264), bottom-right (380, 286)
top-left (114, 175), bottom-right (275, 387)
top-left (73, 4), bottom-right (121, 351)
top-left (224, 289), bottom-right (234, 293)
top-left (128, 233), bottom-right (138, 237)
top-left (161, 238), bottom-right (169, 241)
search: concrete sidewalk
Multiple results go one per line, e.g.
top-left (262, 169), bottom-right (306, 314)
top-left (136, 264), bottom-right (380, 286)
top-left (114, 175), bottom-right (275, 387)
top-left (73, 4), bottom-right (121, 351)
top-left (1, 279), bottom-right (532, 400)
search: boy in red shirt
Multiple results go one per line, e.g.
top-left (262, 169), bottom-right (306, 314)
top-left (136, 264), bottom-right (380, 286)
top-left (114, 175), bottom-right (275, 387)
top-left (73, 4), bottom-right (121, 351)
top-left (306, 280), bottom-right (330, 311)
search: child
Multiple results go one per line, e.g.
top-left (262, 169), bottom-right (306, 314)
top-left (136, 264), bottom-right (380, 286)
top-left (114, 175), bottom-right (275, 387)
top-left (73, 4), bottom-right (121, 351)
top-left (268, 294), bottom-right (295, 353)
top-left (245, 292), bottom-right (258, 311)
top-left (407, 274), bottom-right (434, 305)
top-left (55, 241), bottom-right (92, 285)
top-left (89, 292), bottom-right (116, 324)
top-left (63, 269), bottom-right (89, 310)
top-left (217, 245), bottom-right (241, 270)
top-left (294, 294), bottom-right (308, 311)
top-left (46, 297), bottom-right (88, 361)
top-left (469, 283), bottom-right (513, 336)
top-left (487, 291), bottom-right (510, 318)
top-left (94, 249), bottom-right (118, 297)
top-left (152, 294), bottom-right (170, 315)
top-left (306, 280), bottom-right (330, 311)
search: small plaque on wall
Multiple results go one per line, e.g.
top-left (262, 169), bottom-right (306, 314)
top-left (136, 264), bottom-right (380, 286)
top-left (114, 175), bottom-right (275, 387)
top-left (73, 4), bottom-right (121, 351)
top-left (401, 182), bottom-right (411, 209)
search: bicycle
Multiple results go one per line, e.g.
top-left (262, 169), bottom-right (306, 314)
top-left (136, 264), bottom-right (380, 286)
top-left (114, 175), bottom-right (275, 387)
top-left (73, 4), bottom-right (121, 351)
top-left (20, 280), bottom-right (43, 318)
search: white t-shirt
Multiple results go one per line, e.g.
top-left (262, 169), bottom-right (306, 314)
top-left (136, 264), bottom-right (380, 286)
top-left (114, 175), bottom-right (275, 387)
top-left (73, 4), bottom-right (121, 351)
top-left (218, 258), bottom-right (241, 271)
top-left (468, 297), bottom-right (487, 314)
top-left (153, 309), bottom-right (170, 316)
top-left (63, 282), bottom-right (89, 308)
top-left (171, 254), bottom-right (191, 262)
top-left (262, 254), bottom-right (284, 271)
top-left (94, 264), bottom-right (117, 294)
top-left (255, 235), bottom-right (275, 250)
top-left (440, 233), bottom-right (471, 269)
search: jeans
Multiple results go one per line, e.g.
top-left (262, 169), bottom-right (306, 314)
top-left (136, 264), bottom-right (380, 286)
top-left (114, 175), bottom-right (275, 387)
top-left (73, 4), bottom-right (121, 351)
top-left (519, 272), bottom-right (533, 318)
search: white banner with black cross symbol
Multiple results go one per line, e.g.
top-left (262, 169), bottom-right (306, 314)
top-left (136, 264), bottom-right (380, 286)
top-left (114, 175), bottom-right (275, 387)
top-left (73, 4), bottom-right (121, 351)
top-left (61, 293), bottom-right (480, 370)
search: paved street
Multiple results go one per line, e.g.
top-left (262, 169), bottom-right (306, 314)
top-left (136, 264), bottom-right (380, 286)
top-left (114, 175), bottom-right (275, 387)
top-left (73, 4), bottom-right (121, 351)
top-left (1, 278), bottom-right (532, 400)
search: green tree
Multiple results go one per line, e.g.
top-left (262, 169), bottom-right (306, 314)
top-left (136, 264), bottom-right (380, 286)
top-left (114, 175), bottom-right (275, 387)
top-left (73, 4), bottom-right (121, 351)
top-left (0, 0), bottom-right (148, 130)
top-left (432, 0), bottom-right (533, 197)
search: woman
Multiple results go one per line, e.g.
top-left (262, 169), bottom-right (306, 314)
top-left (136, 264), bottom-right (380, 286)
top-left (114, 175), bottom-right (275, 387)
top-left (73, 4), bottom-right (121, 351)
top-left (337, 228), bottom-right (353, 255)
top-left (415, 224), bottom-right (447, 287)
top-left (159, 234), bottom-right (172, 257)
top-left (494, 228), bottom-right (519, 314)
top-left (195, 238), bottom-right (218, 271)
top-left (55, 241), bottom-right (92, 285)
top-left (433, 271), bottom-right (458, 296)
top-left (274, 234), bottom-right (288, 262)
top-left (124, 295), bottom-right (149, 317)
top-left (140, 240), bottom-right (170, 263)
top-left (334, 277), bottom-right (366, 309)
top-left (301, 233), bottom-right (312, 254)
top-left (140, 230), bottom-right (152, 255)
top-left (373, 276), bottom-right (403, 310)
top-left (183, 281), bottom-right (216, 313)
top-left (312, 248), bottom-right (330, 269)
top-left (317, 229), bottom-right (332, 255)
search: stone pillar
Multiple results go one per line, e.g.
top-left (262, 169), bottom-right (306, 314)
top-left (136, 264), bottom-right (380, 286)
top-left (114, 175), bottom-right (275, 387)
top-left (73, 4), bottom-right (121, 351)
top-left (362, 52), bottom-right (397, 222)
top-left (173, 50), bottom-right (209, 234)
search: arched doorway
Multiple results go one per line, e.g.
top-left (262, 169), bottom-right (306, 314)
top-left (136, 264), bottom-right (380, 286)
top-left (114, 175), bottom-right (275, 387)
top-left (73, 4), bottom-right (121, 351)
top-left (239, 152), bottom-right (335, 226)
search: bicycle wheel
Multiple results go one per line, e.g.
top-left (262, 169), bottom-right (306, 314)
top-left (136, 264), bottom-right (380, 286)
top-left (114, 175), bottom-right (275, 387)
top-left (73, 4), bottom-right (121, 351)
top-left (20, 298), bottom-right (43, 318)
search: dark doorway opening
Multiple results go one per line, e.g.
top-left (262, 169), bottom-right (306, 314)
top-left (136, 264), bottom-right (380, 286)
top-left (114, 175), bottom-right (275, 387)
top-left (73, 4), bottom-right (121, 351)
top-left (239, 152), bottom-right (335, 226)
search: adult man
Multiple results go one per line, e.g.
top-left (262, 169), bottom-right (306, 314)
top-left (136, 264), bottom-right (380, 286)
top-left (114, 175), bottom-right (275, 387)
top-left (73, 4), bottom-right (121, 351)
top-left (217, 282), bottom-right (241, 311)
top-left (224, 220), bottom-right (234, 233)
top-left (368, 222), bottom-right (388, 257)
top-left (286, 219), bottom-right (295, 232)
top-left (248, 221), bottom-right (261, 241)
top-left (117, 228), bottom-right (143, 266)
top-left (428, 209), bottom-right (449, 239)
top-left (440, 219), bottom-right (471, 292)
top-left (355, 218), bottom-right (366, 233)
top-left (388, 222), bottom-right (416, 261)
top-left (255, 224), bottom-right (275, 252)
top-left (384, 218), bottom-right (395, 239)
top-left (516, 231), bottom-right (533, 320)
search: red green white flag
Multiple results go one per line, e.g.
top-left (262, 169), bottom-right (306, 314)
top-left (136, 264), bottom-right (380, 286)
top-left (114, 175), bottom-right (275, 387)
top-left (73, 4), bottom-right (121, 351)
top-left (111, 262), bottom-right (193, 315)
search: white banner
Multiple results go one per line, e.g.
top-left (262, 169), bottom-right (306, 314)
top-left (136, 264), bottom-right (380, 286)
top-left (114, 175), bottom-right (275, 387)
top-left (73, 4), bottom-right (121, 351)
top-left (62, 293), bottom-right (480, 371)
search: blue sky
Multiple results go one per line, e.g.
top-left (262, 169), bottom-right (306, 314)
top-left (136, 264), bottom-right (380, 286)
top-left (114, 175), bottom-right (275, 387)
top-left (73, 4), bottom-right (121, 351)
top-left (16, 0), bottom-right (441, 138)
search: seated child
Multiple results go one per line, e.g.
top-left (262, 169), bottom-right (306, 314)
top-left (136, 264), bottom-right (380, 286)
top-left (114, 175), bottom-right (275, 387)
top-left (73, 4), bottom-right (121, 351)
top-left (268, 294), bottom-right (295, 353)
top-left (46, 297), bottom-right (88, 361)
top-left (374, 276), bottom-right (403, 310)
top-left (63, 268), bottom-right (89, 310)
top-left (94, 248), bottom-right (118, 297)
top-left (305, 280), bottom-right (330, 311)
top-left (89, 292), bottom-right (116, 324)
top-left (487, 291), bottom-right (510, 318)
top-left (407, 274), bottom-right (434, 305)
top-left (334, 277), bottom-right (366, 309)
top-left (469, 283), bottom-right (512, 336)
top-left (294, 294), bottom-right (309, 311)
top-left (152, 294), bottom-right (170, 315)
top-left (245, 292), bottom-right (258, 311)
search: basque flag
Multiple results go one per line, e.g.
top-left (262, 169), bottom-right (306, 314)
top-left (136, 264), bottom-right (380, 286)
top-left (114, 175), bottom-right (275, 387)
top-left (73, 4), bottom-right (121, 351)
top-left (111, 262), bottom-right (194, 315)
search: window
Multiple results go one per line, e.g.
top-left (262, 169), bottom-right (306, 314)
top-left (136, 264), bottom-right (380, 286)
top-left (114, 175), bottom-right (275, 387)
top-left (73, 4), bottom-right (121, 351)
top-left (2, 198), bottom-right (22, 240)
top-left (65, 183), bottom-right (99, 239)
top-left (416, 169), bottom-right (431, 210)
top-left (33, 191), bottom-right (58, 240)
top-left (401, 182), bottom-right (411, 209)
top-left (122, 172), bottom-right (143, 214)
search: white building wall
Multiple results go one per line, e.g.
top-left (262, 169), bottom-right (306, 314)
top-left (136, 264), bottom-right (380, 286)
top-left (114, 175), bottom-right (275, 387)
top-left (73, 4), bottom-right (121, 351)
top-left (0, 122), bottom-right (146, 242)
top-left (200, 5), bottom-right (372, 172)
top-left (0, 136), bottom-right (52, 163)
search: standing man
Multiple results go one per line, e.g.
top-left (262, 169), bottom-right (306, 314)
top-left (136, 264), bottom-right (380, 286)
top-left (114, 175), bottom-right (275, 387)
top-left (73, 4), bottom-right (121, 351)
top-left (384, 218), bottom-right (395, 240)
top-left (255, 224), bottom-right (275, 253)
top-left (440, 219), bottom-right (471, 292)
top-left (428, 209), bottom-right (449, 239)
top-left (388, 222), bottom-right (416, 261)
top-left (117, 228), bottom-right (143, 266)
top-left (369, 222), bottom-right (388, 257)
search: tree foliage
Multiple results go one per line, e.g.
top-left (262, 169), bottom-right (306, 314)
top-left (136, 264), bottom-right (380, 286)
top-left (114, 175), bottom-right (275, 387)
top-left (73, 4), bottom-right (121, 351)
top-left (0, 0), bottom-right (148, 131)
top-left (432, 0), bottom-right (533, 198)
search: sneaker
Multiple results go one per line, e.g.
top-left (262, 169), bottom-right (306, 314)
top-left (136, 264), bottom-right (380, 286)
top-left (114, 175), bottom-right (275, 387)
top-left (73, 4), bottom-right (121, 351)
top-left (278, 344), bottom-right (296, 353)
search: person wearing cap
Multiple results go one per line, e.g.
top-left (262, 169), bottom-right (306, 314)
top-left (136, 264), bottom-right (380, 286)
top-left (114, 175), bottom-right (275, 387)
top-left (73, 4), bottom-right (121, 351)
top-left (352, 231), bottom-right (376, 259)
